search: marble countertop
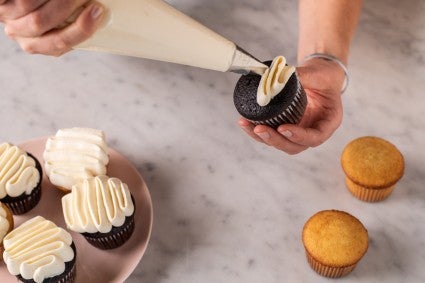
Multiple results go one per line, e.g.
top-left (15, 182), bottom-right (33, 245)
top-left (1, 0), bottom-right (425, 282)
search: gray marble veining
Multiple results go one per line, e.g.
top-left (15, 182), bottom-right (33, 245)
top-left (1, 0), bottom-right (425, 282)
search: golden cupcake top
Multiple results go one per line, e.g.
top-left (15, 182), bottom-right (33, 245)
top-left (302, 210), bottom-right (368, 267)
top-left (62, 175), bottom-right (134, 233)
top-left (0, 143), bottom-right (40, 198)
top-left (3, 216), bottom-right (74, 283)
top-left (341, 136), bottom-right (404, 188)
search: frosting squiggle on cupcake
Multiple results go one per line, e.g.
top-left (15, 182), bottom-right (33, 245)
top-left (43, 127), bottom-right (109, 190)
top-left (3, 216), bottom-right (74, 283)
top-left (257, 56), bottom-right (296, 106)
top-left (0, 143), bottom-right (40, 198)
top-left (62, 175), bottom-right (134, 233)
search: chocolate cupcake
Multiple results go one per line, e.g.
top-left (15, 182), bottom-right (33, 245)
top-left (0, 143), bottom-right (42, 215)
top-left (3, 216), bottom-right (76, 283)
top-left (234, 56), bottom-right (307, 128)
top-left (62, 175), bottom-right (135, 250)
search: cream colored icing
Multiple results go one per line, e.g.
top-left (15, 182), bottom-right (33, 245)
top-left (0, 205), bottom-right (10, 241)
top-left (0, 143), bottom-right (40, 198)
top-left (257, 56), bottom-right (296, 106)
top-left (3, 216), bottom-right (74, 283)
top-left (62, 175), bottom-right (134, 233)
top-left (43, 127), bottom-right (109, 190)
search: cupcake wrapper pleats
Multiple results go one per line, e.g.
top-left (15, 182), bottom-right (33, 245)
top-left (345, 177), bottom-right (395, 202)
top-left (306, 251), bottom-right (357, 278)
top-left (83, 214), bottom-right (135, 250)
top-left (2, 184), bottom-right (42, 215)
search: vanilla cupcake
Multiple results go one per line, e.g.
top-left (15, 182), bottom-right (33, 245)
top-left (62, 175), bottom-right (135, 250)
top-left (3, 216), bottom-right (76, 283)
top-left (341, 136), bottom-right (404, 202)
top-left (0, 202), bottom-right (14, 260)
top-left (43, 127), bottom-right (109, 192)
top-left (0, 142), bottom-right (42, 214)
top-left (302, 210), bottom-right (368, 278)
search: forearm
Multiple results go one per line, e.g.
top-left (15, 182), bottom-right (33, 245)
top-left (297, 0), bottom-right (363, 65)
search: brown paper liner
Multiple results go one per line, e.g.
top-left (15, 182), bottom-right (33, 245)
top-left (83, 213), bottom-right (135, 250)
top-left (345, 177), bottom-right (395, 202)
top-left (2, 184), bottom-right (42, 215)
top-left (305, 251), bottom-right (357, 278)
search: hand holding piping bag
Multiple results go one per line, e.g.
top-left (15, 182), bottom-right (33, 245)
top-left (0, 0), bottom-right (105, 56)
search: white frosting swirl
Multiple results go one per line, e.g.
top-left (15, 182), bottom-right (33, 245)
top-left (257, 56), bottom-right (296, 106)
top-left (43, 127), bottom-right (109, 190)
top-left (3, 216), bottom-right (74, 283)
top-left (0, 205), bottom-right (10, 241)
top-left (62, 175), bottom-right (134, 233)
top-left (0, 143), bottom-right (40, 198)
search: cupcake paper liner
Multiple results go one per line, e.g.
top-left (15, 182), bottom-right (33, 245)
top-left (2, 184), bottom-right (42, 215)
top-left (345, 177), bottom-right (395, 202)
top-left (253, 79), bottom-right (307, 128)
top-left (305, 251), bottom-right (357, 278)
top-left (83, 213), bottom-right (135, 250)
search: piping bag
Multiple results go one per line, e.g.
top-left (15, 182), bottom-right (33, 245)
top-left (74, 0), bottom-right (268, 75)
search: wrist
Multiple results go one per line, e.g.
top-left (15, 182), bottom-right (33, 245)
top-left (301, 53), bottom-right (350, 94)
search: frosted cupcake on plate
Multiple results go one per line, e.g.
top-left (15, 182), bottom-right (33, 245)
top-left (234, 56), bottom-right (307, 128)
top-left (3, 216), bottom-right (76, 283)
top-left (0, 202), bottom-right (14, 260)
top-left (43, 127), bottom-right (109, 193)
top-left (62, 175), bottom-right (135, 250)
top-left (0, 142), bottom-right (42, 214)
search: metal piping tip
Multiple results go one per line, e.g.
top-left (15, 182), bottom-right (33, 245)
top-left (228, 46), bottom-right (268, 75)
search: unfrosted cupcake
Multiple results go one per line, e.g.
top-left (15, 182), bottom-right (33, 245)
top-left (0, 202), bottom-right (14, 260)
top-left (62, 175), bottom-right (135, 250)
top-left (233, 56), bottom-right (307, 128)
top-left (341, 136), bottom-right (404, 202)
top-left (3, 216), bottom-right (76, 283)
top-left (43, 127), bottom-right (109, 192)
top-left (302, 210), bottom-right (368, 278)
top-left (0, 142), bottom-right (42, 214)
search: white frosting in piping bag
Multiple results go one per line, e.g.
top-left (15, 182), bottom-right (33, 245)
top-left (43, 128), bottom-right (109, 190)
top-left (0, 143), bottom-right (40, 198)
top-left (257, 56), bottom-right (296, 107)
top-left (3, 216), bottom-right (74, 283)
top-left (62, 175), bottom-right (134, 233)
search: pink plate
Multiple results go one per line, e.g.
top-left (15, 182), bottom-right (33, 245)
top-left (0, 137), bottom-right (153, 283)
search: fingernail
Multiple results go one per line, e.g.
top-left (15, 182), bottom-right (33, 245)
top-left (256, 131), bottom-right (270, 140)
top-left (91, 4), bottom-right (104, 19)
top-left (279, 130), bottom-right (293, 138)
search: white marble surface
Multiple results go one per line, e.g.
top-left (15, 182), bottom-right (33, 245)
top-left (1, 0), bottom-right (425, 282)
